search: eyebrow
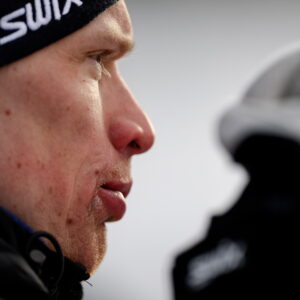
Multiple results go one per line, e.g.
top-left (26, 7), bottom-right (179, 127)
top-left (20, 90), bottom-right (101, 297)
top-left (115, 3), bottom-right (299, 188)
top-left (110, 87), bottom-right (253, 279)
top-left (103, 30), bottom-right (135, 58)
top-left (119, 37), bottom-right (135, 56)
top-left (87, 21), bottom-right (135, 60)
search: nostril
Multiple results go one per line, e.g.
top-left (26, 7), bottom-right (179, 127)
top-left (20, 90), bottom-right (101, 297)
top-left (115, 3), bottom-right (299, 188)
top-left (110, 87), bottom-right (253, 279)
top-left (109, 120), bottom-right (144, 153)
top-left (109, 117), bottom-right (155, 155)
top-left (129, 140), bottom-right (141, 150)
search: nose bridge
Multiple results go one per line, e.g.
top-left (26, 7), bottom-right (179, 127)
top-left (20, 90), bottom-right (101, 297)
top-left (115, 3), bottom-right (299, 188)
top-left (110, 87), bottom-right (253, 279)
top-left (106, 69), bottom-right (155, 155)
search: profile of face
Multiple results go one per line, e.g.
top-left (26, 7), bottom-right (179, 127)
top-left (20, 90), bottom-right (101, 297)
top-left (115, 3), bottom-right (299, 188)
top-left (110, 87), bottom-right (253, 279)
top-left (0, 0), bottom-right (155, 273)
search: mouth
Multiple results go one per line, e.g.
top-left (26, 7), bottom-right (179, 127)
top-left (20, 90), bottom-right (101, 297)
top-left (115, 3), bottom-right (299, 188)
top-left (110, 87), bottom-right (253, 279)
top-left (97, 181), bottom-right (132, 222)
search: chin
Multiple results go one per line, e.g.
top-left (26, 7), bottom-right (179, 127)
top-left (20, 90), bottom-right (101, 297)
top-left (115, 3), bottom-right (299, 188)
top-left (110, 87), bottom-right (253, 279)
top-left (88, 240), bottom-right (107, 275)
top-left (63, 223), bottom-right (107, 275)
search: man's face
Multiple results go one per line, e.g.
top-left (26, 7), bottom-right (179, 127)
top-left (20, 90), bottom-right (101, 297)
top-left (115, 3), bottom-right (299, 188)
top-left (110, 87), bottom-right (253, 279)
top-left (0, 0), bottom-right (154, 273)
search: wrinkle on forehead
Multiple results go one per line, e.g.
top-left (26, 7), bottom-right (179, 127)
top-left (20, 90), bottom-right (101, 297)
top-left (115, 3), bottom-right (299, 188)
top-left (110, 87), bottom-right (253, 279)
top-left (90, 0), bottom-right (133, 46)
top-left (108, 0), bottom-right (132, 34)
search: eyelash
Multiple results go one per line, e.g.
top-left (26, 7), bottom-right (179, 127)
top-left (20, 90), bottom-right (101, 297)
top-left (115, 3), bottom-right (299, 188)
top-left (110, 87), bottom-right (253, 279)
top-left (89, 53), bottom-right (111, 79)
top-left (91, 53), bottom-right (103, 64)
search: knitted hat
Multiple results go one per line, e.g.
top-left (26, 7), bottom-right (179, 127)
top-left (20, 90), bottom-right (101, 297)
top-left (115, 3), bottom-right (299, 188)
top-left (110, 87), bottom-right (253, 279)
top-left (0, 0), bottom-right (119, 67)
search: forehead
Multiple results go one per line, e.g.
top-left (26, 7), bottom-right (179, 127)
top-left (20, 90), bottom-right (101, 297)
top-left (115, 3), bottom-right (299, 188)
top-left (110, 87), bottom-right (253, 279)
top-left (62, 0), bottom-right (134, 54)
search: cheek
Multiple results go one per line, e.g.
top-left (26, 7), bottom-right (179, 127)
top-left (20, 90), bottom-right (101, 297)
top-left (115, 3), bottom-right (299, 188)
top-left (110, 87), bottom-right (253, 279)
top-left (0, 72), bottom-right (108, 206)
top-left (5, 54), bottom-right (108, 150)
top-left (24, 72), bottom-right (105, 147)
top-left (0, 140), bottom-right (72, 227)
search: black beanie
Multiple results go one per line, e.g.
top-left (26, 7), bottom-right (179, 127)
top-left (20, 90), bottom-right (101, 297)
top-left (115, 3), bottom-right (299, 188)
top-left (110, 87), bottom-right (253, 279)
top-left (0, 0), bottom-right (119, 67)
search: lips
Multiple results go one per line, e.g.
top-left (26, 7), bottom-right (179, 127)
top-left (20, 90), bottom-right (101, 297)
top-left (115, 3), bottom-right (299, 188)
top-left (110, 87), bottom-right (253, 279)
top-left (97, 181), bottom-right (132, 221)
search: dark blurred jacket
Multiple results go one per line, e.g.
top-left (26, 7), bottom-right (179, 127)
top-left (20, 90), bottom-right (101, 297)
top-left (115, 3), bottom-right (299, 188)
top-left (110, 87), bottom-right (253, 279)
top-left (173, 135), bottom-right (300, 299)
top-left (173, 45), bottom-right (300, 299)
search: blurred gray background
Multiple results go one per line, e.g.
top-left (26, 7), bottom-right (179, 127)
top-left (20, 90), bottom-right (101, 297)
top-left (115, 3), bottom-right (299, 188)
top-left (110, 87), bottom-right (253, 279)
top-left (85, 0), bottom-right (300, 299)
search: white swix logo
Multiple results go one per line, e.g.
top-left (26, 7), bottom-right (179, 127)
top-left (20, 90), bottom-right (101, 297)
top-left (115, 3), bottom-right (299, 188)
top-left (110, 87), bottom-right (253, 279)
top-left (186, 239), bottom-right (247, 291)
top-left (0, 0), bottom-right (83, 46)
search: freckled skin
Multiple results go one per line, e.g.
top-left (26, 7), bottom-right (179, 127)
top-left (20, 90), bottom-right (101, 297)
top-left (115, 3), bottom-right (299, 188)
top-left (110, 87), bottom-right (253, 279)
top-left (0, 0), bottom-right (155, 274)
top-left (48, 186), bottom-right (53, 195)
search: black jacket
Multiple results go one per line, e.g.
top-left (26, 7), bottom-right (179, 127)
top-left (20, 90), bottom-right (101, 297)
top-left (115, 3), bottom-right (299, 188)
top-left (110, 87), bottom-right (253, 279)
top-left (173, 135), bottom-right (300, 299)
top-left (0, 208), bottom-right (90, 299)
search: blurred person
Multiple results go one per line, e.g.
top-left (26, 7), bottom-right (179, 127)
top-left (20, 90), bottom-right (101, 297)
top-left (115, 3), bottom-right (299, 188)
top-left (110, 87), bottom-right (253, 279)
top-left (0, 0), bottom-right (155, 299)
top-left (173, 44), bottom-right (300, 299)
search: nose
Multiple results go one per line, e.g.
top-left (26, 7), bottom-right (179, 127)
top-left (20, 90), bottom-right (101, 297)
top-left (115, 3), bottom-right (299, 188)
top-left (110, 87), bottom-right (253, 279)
top-left (105, 70), bottom-right (155, 156)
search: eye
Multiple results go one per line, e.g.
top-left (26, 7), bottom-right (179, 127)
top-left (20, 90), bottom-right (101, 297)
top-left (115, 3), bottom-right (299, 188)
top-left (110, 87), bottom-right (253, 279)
top-left (90, 53), bottom-right (103, 64)
top-left (88, 52), bottom-right (111, 79)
